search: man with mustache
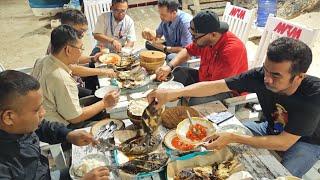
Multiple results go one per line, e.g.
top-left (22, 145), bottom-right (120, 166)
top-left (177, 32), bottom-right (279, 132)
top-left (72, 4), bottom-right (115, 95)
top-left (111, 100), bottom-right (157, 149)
top-left (155, 10), bottom-right (248, 105)
top-left (148, 37), bottom-right (320, 178)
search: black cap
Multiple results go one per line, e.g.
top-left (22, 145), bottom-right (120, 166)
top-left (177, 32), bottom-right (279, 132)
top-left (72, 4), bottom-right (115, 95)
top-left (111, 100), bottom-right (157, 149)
top-left (192, 10), bottom-right (229, 34)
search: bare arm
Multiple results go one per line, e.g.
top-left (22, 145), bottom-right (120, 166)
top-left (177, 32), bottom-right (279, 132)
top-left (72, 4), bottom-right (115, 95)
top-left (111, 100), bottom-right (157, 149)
top-left (78, 55), bottom-right (91, 64)
top-left (206, 131), bottom-right (300, 151)
top-left (125, 40), bottom-right (134, 48)
top-left (70, 65), bottom-right (116, 77)
top-left (148, 79), bottom-right (230, 109)
top-left (68, 91), bottom-right (120, 124)
top-left (68, 100), bottom-right (106, 124)
top-left (150, 42), bottom-right (184, 54)
top-left (169, 48), bottom-right (191, 67)
top-left (166, 46), bottom-right (184, 53)
top-left (93, 33), bottom-right (114, 44)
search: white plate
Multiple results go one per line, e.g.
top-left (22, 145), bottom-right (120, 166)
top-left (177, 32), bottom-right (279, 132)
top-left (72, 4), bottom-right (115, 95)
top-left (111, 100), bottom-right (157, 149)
top-left (158, 81), bottom-right (184, 90)
top-left (218, 124), bottom-right (253, 136)
top-left (164, 129), bottom-right (199, 152)
top-left (98, 53), bottom-right (121, 64)
top-left (176, 117), bottom-right (217, 145)
top-left (218, 124), bottom-right (253, 146)
top-left (94, 85), bottom-right (120, 99)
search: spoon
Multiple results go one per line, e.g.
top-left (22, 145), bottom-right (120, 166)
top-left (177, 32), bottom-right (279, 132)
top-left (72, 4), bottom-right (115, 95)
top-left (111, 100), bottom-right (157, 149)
top-left (186, 110), bottom-right (199, 135)
top-left (100, 123), bottom-right (118, 140)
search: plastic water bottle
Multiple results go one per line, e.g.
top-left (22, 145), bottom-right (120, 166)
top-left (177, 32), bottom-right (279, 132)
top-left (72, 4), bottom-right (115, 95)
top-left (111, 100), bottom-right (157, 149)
top-left (256, 0), bottom-right (277, 27)
top-left (64, 0), bottom-right (81, 10)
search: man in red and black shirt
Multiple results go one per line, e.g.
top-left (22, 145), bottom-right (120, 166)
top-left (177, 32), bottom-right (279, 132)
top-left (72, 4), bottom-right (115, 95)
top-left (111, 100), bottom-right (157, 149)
top-left (156, 11), bottom-right (248, 105)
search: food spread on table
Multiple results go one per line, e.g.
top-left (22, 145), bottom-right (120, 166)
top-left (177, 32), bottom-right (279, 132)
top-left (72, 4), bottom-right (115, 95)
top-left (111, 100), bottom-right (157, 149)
top-left (174, 158), bottom-right (240, 180)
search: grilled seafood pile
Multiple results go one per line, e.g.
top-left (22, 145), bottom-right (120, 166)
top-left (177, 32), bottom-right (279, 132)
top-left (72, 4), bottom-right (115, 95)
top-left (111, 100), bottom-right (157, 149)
top-left (174, 159), bottom-right (240, 180)
top-left (116, 66), bottom-right (148, 89)
top-left (119, 152), bottom-right (169, 174)
top-left (119, 134), bottom-right (162, 155)
top-left (116, 55), bottom-right (139, 70)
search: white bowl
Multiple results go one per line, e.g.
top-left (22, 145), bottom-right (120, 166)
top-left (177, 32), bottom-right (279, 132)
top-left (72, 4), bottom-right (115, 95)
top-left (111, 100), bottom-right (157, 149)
top-left (176, 117), bottom-right (217, 145)
top-left (158, 81), bottom-right (184, 107)
top-left (158, 81), bottom-right (184, 90)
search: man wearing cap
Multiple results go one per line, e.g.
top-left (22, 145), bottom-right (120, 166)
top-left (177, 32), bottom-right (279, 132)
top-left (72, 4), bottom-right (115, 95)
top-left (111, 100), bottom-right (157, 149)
top-left (156, 11), bottom-right (248, 105)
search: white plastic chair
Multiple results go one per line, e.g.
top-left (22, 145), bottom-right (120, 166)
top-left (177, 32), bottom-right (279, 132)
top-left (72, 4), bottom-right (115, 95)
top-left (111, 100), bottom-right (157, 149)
top-left (0, 63), bottom-right (5, 72)
top-left (187, 2), bottom-right (255, 68)
top-left (0, 62), bottom-right (33, 74)
top-left (83, 0), bottom-right (111, 49)
top-left (252, 15), bottom-right (320, 68)
top-left (40, 142), bottom-right (67, 170)
top-left (222, 2), bottom-right (255, 43)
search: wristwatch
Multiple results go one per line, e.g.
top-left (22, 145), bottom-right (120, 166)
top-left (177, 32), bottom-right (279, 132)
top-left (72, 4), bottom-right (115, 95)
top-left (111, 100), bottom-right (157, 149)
top-left (90, 57), bottom-right (95, 63)
top-left (168, 62), bottom-right (174, 70)
top-left (163, 46), bottom-right (167, 53)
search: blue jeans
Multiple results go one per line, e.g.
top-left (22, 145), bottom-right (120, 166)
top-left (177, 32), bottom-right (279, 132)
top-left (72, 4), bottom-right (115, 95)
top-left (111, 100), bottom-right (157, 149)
top-left (243, 120), bottom-right (320, 178)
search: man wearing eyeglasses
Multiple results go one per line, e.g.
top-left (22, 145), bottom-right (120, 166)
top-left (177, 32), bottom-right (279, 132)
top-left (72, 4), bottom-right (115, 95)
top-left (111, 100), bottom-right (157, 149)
top-left (155, 11), bottom-right (248, 105)
top-left (93, 0), bottom-right (136, 53)
top-left (142, 0), bottom-right (193, 62)
top-left (47, 9), bottom-right (117, 97)
top-left (32, 25), bottom-right (120, 128)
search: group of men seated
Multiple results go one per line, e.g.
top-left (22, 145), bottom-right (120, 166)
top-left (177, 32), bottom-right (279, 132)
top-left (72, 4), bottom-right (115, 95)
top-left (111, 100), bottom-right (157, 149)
top-left (0, 0), bottom-right (319, 179)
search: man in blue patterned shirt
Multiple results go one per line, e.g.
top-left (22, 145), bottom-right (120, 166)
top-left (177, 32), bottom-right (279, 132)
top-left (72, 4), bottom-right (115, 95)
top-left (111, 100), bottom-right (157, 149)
top-left (142, 0), bottom-right (193, 62)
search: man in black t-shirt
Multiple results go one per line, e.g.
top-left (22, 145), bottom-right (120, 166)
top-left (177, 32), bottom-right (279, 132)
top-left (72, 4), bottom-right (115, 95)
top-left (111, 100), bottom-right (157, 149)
top-left (148, 37), bottom-right (320, 178)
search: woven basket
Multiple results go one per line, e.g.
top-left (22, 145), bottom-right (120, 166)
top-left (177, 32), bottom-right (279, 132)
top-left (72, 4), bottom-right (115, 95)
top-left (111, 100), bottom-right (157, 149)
top-left (140, 60), bottom-right (165, 73)
top-left (161, 106), bottom-right (200, 129)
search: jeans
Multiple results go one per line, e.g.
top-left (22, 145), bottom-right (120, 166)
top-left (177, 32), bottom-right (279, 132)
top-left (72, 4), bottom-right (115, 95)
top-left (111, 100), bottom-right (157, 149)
top-left (172, 66), bottom-right (233, 106)
top-left (78, 86), bottom-right (93, 98)
top-left (243, 120), bottom-right (320, 178)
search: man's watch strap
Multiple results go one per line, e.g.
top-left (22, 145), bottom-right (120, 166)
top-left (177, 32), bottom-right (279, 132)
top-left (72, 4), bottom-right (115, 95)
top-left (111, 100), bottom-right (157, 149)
top-left (90, 57), bottom-right (95, 63)
top-left (168, 62), bottom-right (174, 70)
top-left (163, 46), bottom-right (167, 53)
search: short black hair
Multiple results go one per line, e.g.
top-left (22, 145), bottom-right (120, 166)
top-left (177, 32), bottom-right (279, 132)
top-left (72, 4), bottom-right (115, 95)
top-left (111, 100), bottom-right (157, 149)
top-left (112, 0), bottom-right (128, 5)
top-left (0, 70), bottom-right (40, 112)
top-left (60, 9), bottom-right (88, 25)
top-left (51, 24), bottom-right (79, 54)
top-left (158, 0), bottom-right (180, 12)
top-left (267, 37), bottom-right (312, 76)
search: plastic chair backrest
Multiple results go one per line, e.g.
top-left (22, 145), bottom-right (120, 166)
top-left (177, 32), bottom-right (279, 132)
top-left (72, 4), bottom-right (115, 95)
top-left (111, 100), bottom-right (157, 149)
top-left (222, 2), bottom-right (256, 43)
top-left (83, 0), bottom-right (111, 49)
top-left (0, 63), bottom-right (5, 72)
top-left (252, 15), bottom-right (320, 68)
top-left (187, 2), bottom-right (255, 69)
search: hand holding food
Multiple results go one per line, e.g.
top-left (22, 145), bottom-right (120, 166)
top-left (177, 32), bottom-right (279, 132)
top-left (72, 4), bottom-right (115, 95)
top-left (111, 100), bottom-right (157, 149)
top-left (67, 130), bottom-right (98, 146)
top-left (142, 28), bottom-right (156, 41)
top-left (204, 132), bottom-right (232, 150)
top-left (112, 39), bottom-right (122, 52)
top-left (103, 90), bottom-right (120, 109)
top-left (82, 167), bottom-right (110, 180)
top-left (155, 65), bottom-right (171, 81)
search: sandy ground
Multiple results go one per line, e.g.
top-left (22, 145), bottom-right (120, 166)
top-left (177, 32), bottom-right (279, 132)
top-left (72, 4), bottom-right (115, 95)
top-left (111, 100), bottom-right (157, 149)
top-left (0, 0), bottom-right (319, 77)
top-left (0, 0), bottom-right (161, 70)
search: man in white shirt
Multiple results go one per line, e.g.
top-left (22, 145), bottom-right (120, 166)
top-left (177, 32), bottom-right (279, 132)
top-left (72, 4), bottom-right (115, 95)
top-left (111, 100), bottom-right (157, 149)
top-left (93, 0), bottom-right (136, 53)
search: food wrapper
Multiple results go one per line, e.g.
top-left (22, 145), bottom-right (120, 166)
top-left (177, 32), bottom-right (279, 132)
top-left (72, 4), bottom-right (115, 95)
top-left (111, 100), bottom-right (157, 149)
top-left (167, 147), bottom-right (244, 180)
